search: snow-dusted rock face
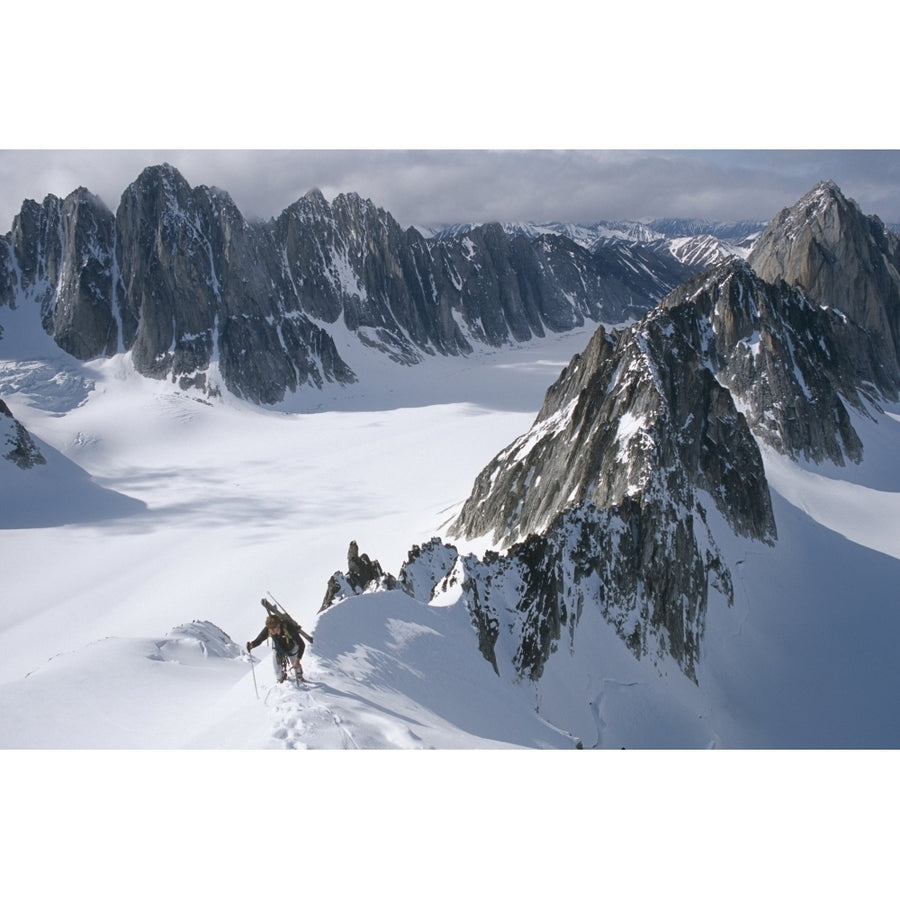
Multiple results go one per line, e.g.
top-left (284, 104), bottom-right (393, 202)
top-left (748, 180), bottom-right (900, 390)
top-left (396, 537), bottom-right (461, 605)
top-left (442, 187), bottom-right (900, 685)
top-left (0, 190), bottom-right (118, 360)
top-left (398, 508), bottom-right (731, 683)
top-left (114, 166), bottom-right (356, 403)
top-left (452, 274), bottom-right (777, 549)
top-left (431, 226), bottom-right (695, 339)
top-left (1, 164), bottom-right (697, 405)
top-left (443, 270), bottom-right (777, 682)
top-left (273, 188), bottom-right (471, 365)
top-left (1, 398), bottom-right (45, 468)
top-left (661, 260), bottom-right (895, 465)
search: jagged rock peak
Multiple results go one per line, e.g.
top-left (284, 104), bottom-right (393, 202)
top-left (319, 541), bottom-right (398, 611)
top-left (452, 274), bottom-right (777, 548)
top-left (750, 180), bottom-right (868, 251)
top-left (805, 178), bottom-right (843, 201)
top-left (63, 186), bottom-right (111, 215)
top-left (280, 186), bottom-right (331, 218)
top-left (748, 180), bottom-right (900, 391)
top-left (124, 163), bottom-right (242, 215)
top-left (660, 256), bottom-right (891, 464)
top-left (300, 187), bottom-right (328, 208)
top-left (2, 187), bottom-right (108, 236)
top-left (128, 162), bottom-right (189, 197)
top-left (282, 188), bottom-right (383, 222)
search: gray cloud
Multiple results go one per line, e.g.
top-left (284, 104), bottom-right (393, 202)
top-left (2, 149), bottom-right (899, 235)
top-left (5, 4), bottom-right (897, 236)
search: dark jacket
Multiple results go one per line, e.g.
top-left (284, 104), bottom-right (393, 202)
top-left (248, 617), bottom-right (305, 658)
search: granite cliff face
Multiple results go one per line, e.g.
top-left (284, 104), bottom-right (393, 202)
top-left (451, 276), bottom-right (779, 548)
top-left (0, 190), bottom-right (118, 360)
top-left (431, 225), bottom-right (693, 341)
top-left (272, 188), bottom-right (471, 365)
top-left (113, 166), bottom-right (356, 403)
top-left (748, 179), bottom-right (900, 391)
top-left (0, 164), bottom-right (695, 404)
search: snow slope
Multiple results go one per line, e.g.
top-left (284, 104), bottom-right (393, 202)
top-left (0, 326), bottom-right (595, 746)
top-left (2, 312), bottom-right (894, 897)
top-left (2, 318), bottom-right (899, 751)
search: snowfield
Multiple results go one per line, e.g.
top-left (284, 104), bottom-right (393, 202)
top-left (2, 319), bottom-right (898, 752)
top-left (1, 316), bottom-right (895, 895)
top-left (0, 324), bottom-right (596, 749)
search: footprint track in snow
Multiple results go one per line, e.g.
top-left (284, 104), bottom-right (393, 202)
top-left (265, 681), bottom-right (359, 749)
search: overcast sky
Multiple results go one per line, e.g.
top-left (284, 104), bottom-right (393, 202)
top-left (2, 149), bottom-right (899, 233)
top-left (4, 6), bottom-right (897, 232)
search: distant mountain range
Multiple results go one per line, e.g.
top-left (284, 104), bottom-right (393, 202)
top-left (427, 216), bottom-right (765, 266)
top-left (1, 165), bottom-right (769, 405)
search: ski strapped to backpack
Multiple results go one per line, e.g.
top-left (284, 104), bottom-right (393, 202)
top-left (262, 593), bottom-right (314, 644)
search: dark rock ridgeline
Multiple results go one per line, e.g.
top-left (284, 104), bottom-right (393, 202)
top-left (0, 190), bottom-right (118, 360)
top-left (451, 265), bottom-right (779, 551)
top-left (662, 259), bottom-right (894, 465)
top-left (0, 164), bottom-right (697, 405)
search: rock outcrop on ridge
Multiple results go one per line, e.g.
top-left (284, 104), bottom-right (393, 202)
top-left (320, 540), bottom-right (398, 612)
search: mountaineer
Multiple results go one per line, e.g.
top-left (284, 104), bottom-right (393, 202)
top-left (247, 608), bottom-right (306, 684)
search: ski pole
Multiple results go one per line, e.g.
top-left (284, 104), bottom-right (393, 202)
top-left (248, 649), bottom-right (259, 700)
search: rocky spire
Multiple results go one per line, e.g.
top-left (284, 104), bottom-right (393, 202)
top-left (748, 180), bottom-right (900, 391)
top-left (452, 263), bottom-right (778, 549)
top-left (0, 190), bottom-right (118, 360)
